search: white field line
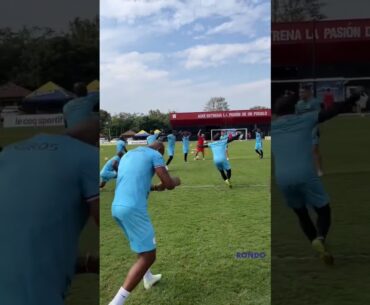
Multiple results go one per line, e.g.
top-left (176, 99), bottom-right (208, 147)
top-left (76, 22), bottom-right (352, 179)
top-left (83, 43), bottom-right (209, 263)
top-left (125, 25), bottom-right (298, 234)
top-left (179, 184), bottom-right (269, 189)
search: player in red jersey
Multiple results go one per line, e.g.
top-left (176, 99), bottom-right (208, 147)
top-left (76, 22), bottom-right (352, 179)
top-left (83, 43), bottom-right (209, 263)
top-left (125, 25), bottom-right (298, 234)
top-left (194, 129), bottom-right (206, 160)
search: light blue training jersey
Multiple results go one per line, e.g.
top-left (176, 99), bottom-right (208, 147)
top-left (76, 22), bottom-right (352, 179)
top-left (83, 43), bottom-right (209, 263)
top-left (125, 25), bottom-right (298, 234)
top-left (101, 155), bottom-right (120, 175)
top-left (167, 134), bottom-right (176, 148)
top-left (112, 146), bottom-right (165, 210)
top-left (256, 132), bottom-right (262, 144)
top-left (271, 112), bottom-right (319, 185)
top-left (0, 134), bottom-right (99, 305)
top-left (208, 139), bottom-right (228, 163)
top-left (182, 136), bottom-right (190, 149)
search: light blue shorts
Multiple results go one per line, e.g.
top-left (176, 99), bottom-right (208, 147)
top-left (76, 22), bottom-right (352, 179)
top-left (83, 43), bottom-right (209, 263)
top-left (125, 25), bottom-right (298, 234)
top-left (183, 146), bottom-right (189, 154)
top-left (255, 143), bottom-right (263, 151)
top-left (312, 127), bottom-right (320, 145)
top-left (100, 170), bottom-right (117, 182)
top-left (214, 159), bottom-right (231, 171)
top-left (167, 146), bottom-right (175, 157)
top-left (112, 205), bottom-right (156, 253)
top-left (278, 177), bottom-right (329, 209)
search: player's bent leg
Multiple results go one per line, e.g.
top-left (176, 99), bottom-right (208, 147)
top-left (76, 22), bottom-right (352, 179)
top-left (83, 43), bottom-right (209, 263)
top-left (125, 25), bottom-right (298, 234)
top-left (166, 155), bottom-right (173, 166)
top-left (219, 170), bottom-right (227, 181)
top-left (227, 169), bottom-right (232, 180)
top-left (313, 204), bottom-right (331, 240)
top-left (123, 250), bottom-right (156, 292)
top-left (292, 206), bottom-right (317, 242)
top-left (313, 144), bottom-right (323, 176)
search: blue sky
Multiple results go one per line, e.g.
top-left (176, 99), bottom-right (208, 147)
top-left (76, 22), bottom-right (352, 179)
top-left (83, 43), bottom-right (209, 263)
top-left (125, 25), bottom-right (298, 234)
top-left (101, 0), bottom-right (271, 114)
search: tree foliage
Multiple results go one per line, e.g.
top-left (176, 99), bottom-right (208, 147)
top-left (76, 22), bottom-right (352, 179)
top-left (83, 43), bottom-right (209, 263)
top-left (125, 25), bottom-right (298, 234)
top-left (101, 109), bottom-right (171, 139)
top-left (272, 0), bottom-right (326, 22)
top-left (204, 97), bottom-right (230, 112)
top-left (0, 17), bottom-right (99, 90)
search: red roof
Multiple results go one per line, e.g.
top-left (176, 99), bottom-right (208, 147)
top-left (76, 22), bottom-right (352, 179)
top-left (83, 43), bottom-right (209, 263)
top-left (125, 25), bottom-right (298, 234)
top-left (170, 109), bottom-right (271, 127)
top-left (0, 82), bottom-right (31, 99)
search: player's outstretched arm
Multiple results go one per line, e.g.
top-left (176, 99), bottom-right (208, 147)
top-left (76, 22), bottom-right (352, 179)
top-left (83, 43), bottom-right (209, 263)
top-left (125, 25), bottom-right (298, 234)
top-left (318, 93), bottom-right (360, 123)
top-left (197, 129), bottom-right (201, 136)
top-left (227, 132), bottom-right (241, 144)
top-left (154, 166), bottom-right (181, 190)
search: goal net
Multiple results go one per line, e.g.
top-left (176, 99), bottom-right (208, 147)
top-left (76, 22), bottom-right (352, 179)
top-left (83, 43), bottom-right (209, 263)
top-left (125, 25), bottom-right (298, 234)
top-left (210, 128), bottom-right (248, 141)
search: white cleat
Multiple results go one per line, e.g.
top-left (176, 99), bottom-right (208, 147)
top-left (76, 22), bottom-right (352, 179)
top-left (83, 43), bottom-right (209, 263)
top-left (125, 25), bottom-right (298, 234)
top-left (143, 274), bottom-right (162, 290)
top-left (165, 166), bottom-right (169, 170)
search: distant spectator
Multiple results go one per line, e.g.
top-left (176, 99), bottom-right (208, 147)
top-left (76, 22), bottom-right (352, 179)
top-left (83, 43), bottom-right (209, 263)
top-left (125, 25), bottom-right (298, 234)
top-left (323, 88), bottom-right (334, 110)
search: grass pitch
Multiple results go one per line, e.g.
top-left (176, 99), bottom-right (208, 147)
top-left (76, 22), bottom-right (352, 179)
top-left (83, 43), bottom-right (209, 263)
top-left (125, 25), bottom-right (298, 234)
top-left (272, 115), bottom-right (370, 305)
top-left (100, 140), bottom-right (271, 305)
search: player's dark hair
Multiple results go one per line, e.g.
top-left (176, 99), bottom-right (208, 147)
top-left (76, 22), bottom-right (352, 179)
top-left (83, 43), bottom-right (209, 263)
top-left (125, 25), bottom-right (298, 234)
top-left (73, 82), bottom-right (88, 97)
top-left (274, 94), bottom-right (297, 115)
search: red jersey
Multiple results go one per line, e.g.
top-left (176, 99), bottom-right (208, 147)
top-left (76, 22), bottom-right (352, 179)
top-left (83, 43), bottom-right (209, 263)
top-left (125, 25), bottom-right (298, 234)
top-left (197, 136), bottom-right (204, 145)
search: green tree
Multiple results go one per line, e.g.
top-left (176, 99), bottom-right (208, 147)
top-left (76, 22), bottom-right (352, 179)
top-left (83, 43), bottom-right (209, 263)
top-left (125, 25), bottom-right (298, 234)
top-left (204, 97), bottom-right (230, 111)
top-left (272, 0), bottom-right (326, 22)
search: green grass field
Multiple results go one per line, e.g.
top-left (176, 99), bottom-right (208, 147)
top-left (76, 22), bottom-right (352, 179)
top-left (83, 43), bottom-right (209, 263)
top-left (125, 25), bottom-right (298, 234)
top-left (100, 140), bottom-right (271, 305)
top-left (272, 115), bottom-right (370, 305)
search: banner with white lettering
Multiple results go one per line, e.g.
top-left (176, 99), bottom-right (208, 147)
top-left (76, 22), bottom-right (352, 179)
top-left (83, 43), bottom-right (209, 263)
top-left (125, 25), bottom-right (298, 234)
top-left (272, 19), bottom-right (370, 44)
top-left (3, 114), bottom-right (65, 128)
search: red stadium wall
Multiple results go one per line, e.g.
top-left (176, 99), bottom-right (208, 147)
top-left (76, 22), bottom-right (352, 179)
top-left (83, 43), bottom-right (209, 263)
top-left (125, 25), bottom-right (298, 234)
top-left (170, 109), bottom-right (271, 128)
top-left (272, 19), bottom-right (370, 67)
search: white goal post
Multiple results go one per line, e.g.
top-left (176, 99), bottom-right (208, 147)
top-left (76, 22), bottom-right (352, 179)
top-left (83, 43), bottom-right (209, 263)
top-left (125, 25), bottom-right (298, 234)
top-left (210, 128), bottom-right (248, 141)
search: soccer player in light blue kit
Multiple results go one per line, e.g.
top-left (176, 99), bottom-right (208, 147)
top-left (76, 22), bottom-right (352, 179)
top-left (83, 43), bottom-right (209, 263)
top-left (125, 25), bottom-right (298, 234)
top-left (295, 85), bottom-right (324, 176)
top-left (100, 153), bottom-right (122, 188)
top-left (253, 127), bottom-right (263, 159)
top-left (116, 135), bottom-right (128, 155)
top-left (220, 130), bottom-right (230, 160)
top-left (63, 82), bottom-right (99, 129)
top-left (109, 141), bottom-right (181, 305)
top-left (272, 92), bottom-right (360, 265)
top-left (201, 132), bottom-right (241, 188)
top-left (180, 130), bottom-right (191, 162)
top-left (0, 116), bottom-right (99, 305)
top-left (165, 130), bottom-right (177, 167)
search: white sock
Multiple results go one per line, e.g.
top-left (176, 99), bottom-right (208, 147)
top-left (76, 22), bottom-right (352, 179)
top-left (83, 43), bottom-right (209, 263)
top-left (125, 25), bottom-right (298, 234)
top-left (143, 269), bottom-right (153, 282)
top-left (110, 287), bottom-right (130, 305)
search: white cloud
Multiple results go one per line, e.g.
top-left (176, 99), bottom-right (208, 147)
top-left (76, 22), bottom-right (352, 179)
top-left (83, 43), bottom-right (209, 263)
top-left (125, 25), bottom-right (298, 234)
top-left (101, 52), bottom-right (167, 84)
top-left (101, 51), bottom-right (270, 113)
top-left (178, 37), bottom-right (270, 69)
top-left (101, 0), bottom-right (269, 36)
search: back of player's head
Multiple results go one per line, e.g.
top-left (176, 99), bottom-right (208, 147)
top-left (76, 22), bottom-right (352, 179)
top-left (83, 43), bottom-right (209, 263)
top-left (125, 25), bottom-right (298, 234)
top-left (73, 82), bottom-right (88, 97)
top-left (274, 94), bottom-right (297, 116)
top-left (149, 141), bottom-right (165, 155)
